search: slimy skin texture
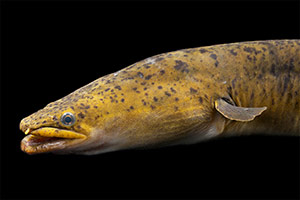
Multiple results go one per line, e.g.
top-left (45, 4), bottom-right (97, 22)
top-left (20, 40), bottom-right (300, 155)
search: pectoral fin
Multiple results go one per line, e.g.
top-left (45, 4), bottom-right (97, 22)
top-left (215, 98), bottom-right (267, 122)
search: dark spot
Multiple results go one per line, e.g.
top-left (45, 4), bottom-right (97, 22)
top-left (141, 82), bottom-right (146, 85)
top-left (283, 76), bottom-right (290, 93)
top-left (106, 112), bottom-right (109, 114)
top-left (78, 112), bottom-right (85, 119)
top-left (150, 105), bottom-right (156, 110)
top-left (115, 85), bottom-right (122, 90)
top-left (130, 106), bottom-right (134, 110)
top-left (132, 87), bottom-right (137, 91)
top-left (110, 89), bottom-right (114, 92)
top-left (190, 87), bottom-right (198, 94)
top-left (170, 87), bottom-right (176, 93)
top-left (210, 54), bottom-right (217, 60)
top-left (270, 64), bottom-right (276, 76)
top-left (144, 87), bottom-right (147, 90)
top-left (151, 82), bottom-right (155, 85)
top-left (42, 120), bottom-right (47, 124)
top-left (145, 75), bottom-right (152, 80)
top-left (215, 61), bottom-right (219, 67)
top-left (199, 49), bottom-right (208, 53)
top-left (70, 106), bottom-right (74, 110)
top-left (175, 97), bottom-right (179, 101)
top-left (105, 88), bottom-right (110, 92)
top-left (250, 92), bottom-right (254, 100)
top-left (94, 106), bottom-right (98, 109)
top-left (165, 91), bottom-right (171, 96)
top-left (160, 70), bottom-right (165, 75)
top-left (247, 55), bottom-right (252, 61)
top-left (52, 116), bottom-right (57, 121)
top-left (121, 98), bottom-right (125, 102)
top-left (231, 78), bottom-right (237, 89)
top-left (199, 97), bottom-right (203, 103)
top-left (262, 47), bottom-right (267, 52)
top-left (145, 93), bottom-right (148, 96)
top-left (85, 106), bottom-right (90, 109)
top-left (153, 97), bottom-right (158, 102)
top-left (288, 58), bottom-right (295, 71)
top-left (137, 72), bottom-right (144, 78)
top-left (121, 77), bottom-right (134, 81)
top-left (158, 86), bottom-right (163, 89)
top-left (229, 49), bottom-right (237, 56)
top-left (243, 47), bottom-right (255, 53)
top-left (144, 65), bottom-right (151, 69)
top-left (155, 57), bottom-right (164, 62)
top-left (174, 60), bottom-right (189, 73)
top-left (80, 103), bottom-right (85, 107)
top-left (204, 94), bottom-right (208, 99)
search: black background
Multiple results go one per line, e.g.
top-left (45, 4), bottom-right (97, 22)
top-left (1, 0), bottom-right (299, 199)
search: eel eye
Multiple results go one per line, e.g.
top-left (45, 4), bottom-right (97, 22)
top-left (61, 112), bottom-right (76, 126)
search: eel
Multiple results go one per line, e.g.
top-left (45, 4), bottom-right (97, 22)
top-left (19, 40), bottom-right (300, 155)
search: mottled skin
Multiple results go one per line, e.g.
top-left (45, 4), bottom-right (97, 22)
top-left (20, 40), bottom-right (300, 155)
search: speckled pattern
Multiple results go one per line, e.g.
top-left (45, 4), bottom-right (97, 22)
top-left (20, 40), bottom-right (300, 154)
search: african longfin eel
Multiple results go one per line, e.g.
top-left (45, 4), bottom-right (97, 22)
top-left (20, 40), bottom-right (300, 155)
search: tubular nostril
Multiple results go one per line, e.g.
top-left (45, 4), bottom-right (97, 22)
top-left (24, 128), bottom-right (31, 135)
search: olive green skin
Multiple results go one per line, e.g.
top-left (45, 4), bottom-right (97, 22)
top-left (20, 40), bottom-right (300, 154)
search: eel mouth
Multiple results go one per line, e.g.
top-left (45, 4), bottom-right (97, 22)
top-left (21, 127), bottom-right (87, 154)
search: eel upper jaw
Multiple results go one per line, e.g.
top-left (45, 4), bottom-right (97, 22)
top-left (20, 127), bottom-right (87, 154)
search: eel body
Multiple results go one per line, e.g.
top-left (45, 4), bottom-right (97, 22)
top-left (20, 40), bottom-right (300, 155)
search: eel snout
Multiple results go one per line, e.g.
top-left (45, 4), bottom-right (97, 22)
top-left (20, 127), bottom-right (87, 154)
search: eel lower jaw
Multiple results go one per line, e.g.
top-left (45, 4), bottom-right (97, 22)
top-left (20, 127), bottom-right (87, 154)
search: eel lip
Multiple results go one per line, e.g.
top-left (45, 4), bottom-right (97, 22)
top-left (21, 127), bottom-right (87, 154)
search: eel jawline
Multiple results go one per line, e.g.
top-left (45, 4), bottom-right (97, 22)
top-left (28, 127), bottom-right (86, 139)
top-left (21, 127), bottom-right (87, 154)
